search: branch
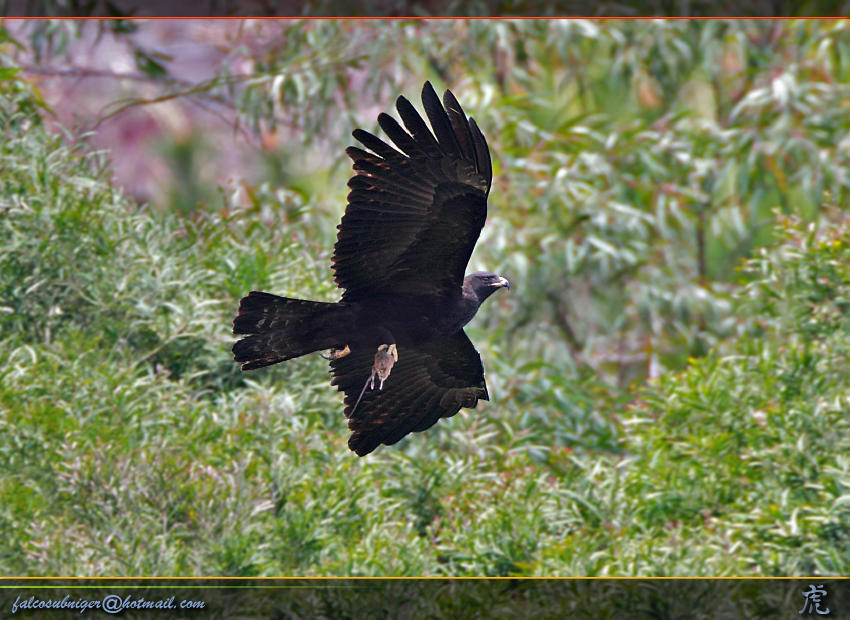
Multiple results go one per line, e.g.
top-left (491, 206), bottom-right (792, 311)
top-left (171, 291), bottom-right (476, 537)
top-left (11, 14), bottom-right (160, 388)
top-left (17, 64), bottom-right (251, 129)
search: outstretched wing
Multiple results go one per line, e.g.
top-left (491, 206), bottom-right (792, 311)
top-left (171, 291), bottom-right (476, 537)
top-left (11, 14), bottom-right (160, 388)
top-left (329, 330), bottom-right (489, 456)
top-left (332, 81), bottom-right (492, 303)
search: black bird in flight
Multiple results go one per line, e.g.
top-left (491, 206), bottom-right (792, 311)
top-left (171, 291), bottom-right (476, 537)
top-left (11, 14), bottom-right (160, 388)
top-left (232, 81), bottom-right (510, 456)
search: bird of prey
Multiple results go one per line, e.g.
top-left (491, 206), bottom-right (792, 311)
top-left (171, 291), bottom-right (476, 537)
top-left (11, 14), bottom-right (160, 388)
top-left (232, 81), bottom-right (510, 456)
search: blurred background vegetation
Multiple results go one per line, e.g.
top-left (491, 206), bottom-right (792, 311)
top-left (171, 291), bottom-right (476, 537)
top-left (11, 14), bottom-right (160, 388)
top-left (2, 19), bottom-right (850, 577)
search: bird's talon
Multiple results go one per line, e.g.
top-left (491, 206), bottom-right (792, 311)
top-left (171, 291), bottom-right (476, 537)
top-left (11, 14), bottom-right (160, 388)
top-left (322, 344), bottom-right (351, 360)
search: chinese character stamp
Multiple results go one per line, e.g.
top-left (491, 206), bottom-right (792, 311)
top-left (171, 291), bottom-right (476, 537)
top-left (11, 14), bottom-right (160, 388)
top-left (800, 584), bottom-right (829, 615)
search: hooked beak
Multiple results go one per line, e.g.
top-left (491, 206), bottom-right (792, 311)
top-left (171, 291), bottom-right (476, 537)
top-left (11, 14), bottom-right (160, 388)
top-left (494, 276), bottom-right (510, 290)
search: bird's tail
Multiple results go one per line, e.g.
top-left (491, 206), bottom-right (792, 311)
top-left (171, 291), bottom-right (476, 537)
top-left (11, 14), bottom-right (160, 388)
top-left (232, 291), bottom-right (350, 370)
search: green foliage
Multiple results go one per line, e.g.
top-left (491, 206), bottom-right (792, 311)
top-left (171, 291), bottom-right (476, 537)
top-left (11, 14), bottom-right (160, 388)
top-left (623, 214), bottom-right (850, 576)
top-left (101, 18), bottom-right (849, 387)
top-left (3, 20), bottom-right (850, 578)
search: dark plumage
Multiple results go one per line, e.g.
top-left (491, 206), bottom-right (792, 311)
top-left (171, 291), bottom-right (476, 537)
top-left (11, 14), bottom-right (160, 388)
top-left (232, 82), bottom-right (510, 456)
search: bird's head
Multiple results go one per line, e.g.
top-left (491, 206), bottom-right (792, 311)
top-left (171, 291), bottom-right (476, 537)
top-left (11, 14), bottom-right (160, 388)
top-left (465, 271), bottom-right (510, 303)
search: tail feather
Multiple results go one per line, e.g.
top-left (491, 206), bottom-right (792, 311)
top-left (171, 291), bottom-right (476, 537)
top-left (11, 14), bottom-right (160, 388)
top-left (232, 291), bottom-right (348, 370)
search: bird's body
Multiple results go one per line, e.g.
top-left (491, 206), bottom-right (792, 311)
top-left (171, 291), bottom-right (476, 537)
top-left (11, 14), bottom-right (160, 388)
top-left (232, 82), bottom-right (509, 456)
top-left (351, 277), bottom-right (505, 347)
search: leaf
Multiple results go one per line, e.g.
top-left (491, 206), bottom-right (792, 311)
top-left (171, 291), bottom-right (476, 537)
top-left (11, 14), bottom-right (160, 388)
top-left (0, 67), bottom-right (20, 81)
top-left (134, 49), bottom-right (168, 78)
